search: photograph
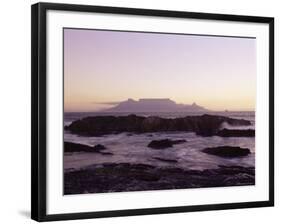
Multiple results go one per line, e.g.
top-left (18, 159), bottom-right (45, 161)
top-left (63, 28), bottom-right (256, 195)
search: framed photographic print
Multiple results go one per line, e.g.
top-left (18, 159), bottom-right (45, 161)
top-left (31, 2), bottom-right (274, 222)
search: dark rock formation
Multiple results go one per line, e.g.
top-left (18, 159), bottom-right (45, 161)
top-left (202, 146), bottom-right (251, 158)
top-left (65, 114), bottom-right (251, 137)
top-left (64, 163), bottom-right (255, 194)
top-left (93, 144), bottom-right (107, 150)
top-left (64, 142), bottom-right (108, 154)
top-left (171, 139), bottom-right (187, 144)
top-left (147, 139), bottom-right (186, 149)
top-left (153, 157), bottom-right (178, 163)
top-left (148, 139), bottom-right (173, 149)
top-left (216, 129), bottom-right (255, 137)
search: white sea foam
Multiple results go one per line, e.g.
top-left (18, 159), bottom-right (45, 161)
top-left (220, 121), bottom-right (255, 130)
top-left (64, 131), bottom-right (255, 171)
top-left (64, 111), bottom-right (255, 171)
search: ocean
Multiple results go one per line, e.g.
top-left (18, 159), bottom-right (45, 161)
top-left (64, 111), bottom-right (255, 172)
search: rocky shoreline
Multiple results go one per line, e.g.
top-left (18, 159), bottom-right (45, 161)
top-left (202, 146), bottom-right (251, 158)
top-left (64, 163), bottom-right (255, 194)
top-left (64, 142), bottom-right (114, 156)
top-left (64, 140), bottom-right (252, 158)
top-left (216, 128), bottom-right (255, 137)
top-left (65, 114), bottom-right (252, 137)
top-left (64, 114), bottom-right (255, 194)
top-left (147, 139), bottom-right (187, 149)
top-left (64, 140), bottom-right (254, 194)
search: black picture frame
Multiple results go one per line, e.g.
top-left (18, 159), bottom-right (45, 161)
top-left (31, 2), bottom-right (274, 222)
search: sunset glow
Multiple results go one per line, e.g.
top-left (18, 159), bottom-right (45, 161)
top-left (64, 28), bottom-right (256, 112)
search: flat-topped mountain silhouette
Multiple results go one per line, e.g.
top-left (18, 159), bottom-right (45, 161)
top-left (102, 98), bottom-right (208, 112)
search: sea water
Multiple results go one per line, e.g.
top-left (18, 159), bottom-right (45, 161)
top-left (64, 111), bottom-right (255, 171)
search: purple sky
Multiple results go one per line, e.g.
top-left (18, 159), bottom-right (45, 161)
top-left (64, 28), bottom-right (256, 112)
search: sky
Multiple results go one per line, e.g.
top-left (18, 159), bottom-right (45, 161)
top-left (64, 28), bottom-right (256, 112)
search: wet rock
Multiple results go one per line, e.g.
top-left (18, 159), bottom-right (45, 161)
top-left (64, 142), bottom-right (100, 153)
top-left (216, 129), bottom-right (255, 137)
top-left (130, 164), bottom-right (155, 170)
top-left (93, 144), bottom-right (107, 150)
top-left (148, 139), bottom-right (174, 149)
top-left (217, 165), bottom-right (255, 175)
top-left (153, 157), bottom-right (178, 163)
top-left (65, 114), bottom-right (251, 136)
top-left (64, 163), bottom-right (255, 194)
top-left (147, 139), bottom-right (186, 149)
top-left (171, 139), bottom-right (187, 144)
top-left (202, 146), bottom-right (251, 158)
top-left (64, 142), bottom-right (108, 154)
top-left (134, 172), bottom-right (160, 182)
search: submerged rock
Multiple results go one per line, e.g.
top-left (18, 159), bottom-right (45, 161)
top-left (148, 139), bottom-right (173, 149)
top-left (216, 128), bottom-right (255, 137)
top-left (147, 139), bottom-right (186, 149)
top-left (171, 139), bottom-right (187, 144)
top-left (65, 114), bottom-right (251, 136)
top-left (153, 157), bottom-right (178, 163)
top-left (202, 146), bottom-right (251, 158)
top-left (64, 142), bottom-right (108, 154)
top-left (64, 142), bottom-right (98, 153)
top-left (93, 144), bottom-right (107, 150)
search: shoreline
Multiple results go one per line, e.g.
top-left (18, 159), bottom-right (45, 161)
top-left (63, 113), bottom-right (255, 194)
top-left (65, 114), bottom-right (253, 137)
top-left (64, 162), bottom-right (255, 195)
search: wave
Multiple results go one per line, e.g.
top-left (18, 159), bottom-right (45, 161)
top-left (220, 122), bottom-right (255, 130)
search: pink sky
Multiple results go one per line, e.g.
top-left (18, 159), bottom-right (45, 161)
top-left (64, 28), bottom-right (256, 112)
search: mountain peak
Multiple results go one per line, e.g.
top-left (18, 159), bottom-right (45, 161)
top-left (103, 98), bottom-right (208, 112)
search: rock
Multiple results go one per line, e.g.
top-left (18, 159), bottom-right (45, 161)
top-left (147, 139), bottom-right (174, 149)
top-left (216, 129), bottom-right (255, 137)
top-left (64, 142), bottom-right (99, 153)
top-left (147, 139), bottom-right (186, 149)
top-left (172, 139), bottom-right (187, 144)
top-left (153, 157), bottom-right (178, 163)
top-left (217, 165), bottom-right (255, 175)
top-left (193, 114), bottom-right (250, 136)
top-left (93, 144), bottom-right (107, 150)
top-left (64, 163), bottom-right (255, 194)
top-left (64, 142), bottom-right (107, 154)
top-left (202, 146), bottom-right (251, 158)
top-left (134, 173), bottom-right (160, 182)
top-left (65, 114), bottom-right (251, 136)
top-left (129, 164), bottom-right (155, 170)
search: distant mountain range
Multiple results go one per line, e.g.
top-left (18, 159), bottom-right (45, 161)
top-left (102, 98), bottom-right (209, 112)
